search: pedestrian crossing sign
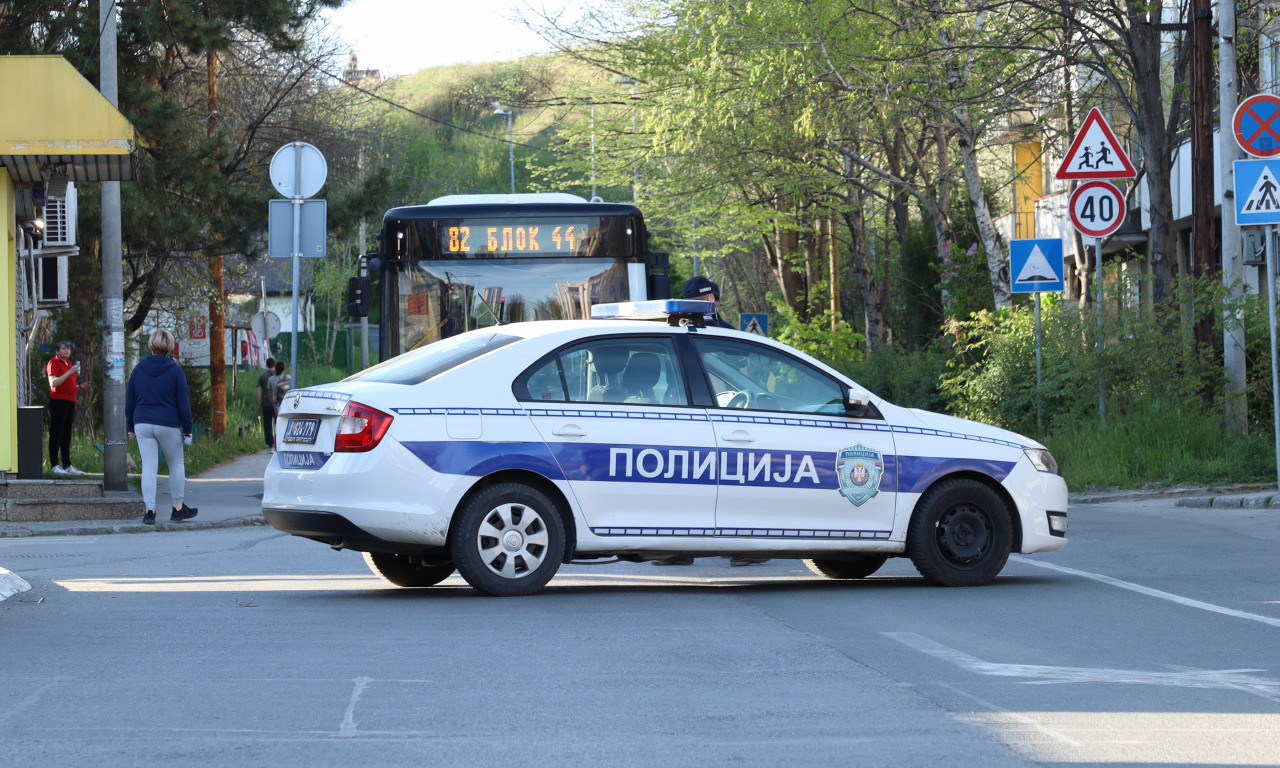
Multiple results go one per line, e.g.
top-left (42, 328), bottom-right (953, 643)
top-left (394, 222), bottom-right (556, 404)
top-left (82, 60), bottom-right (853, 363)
top-left (1235, 159), bottom-right (1280, 225)
top-left (739, 313), bottom-right (768, 337)
top-left (1009, 239), bottom-right (1065, 294)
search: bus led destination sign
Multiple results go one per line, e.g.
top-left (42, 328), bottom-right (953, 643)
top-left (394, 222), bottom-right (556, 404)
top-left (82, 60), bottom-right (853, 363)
top-left (442, 218), bottom-right (600, 256)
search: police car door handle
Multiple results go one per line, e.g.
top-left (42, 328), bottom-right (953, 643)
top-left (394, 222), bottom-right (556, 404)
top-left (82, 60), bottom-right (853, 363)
top-left (722, 430), bottom-right (755, 443)
top-left (551, 424), bottom-right (587, 437)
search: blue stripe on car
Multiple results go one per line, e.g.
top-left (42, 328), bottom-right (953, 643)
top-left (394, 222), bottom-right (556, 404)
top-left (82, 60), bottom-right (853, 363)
top-left (401, 441), bottom-right (566, 480)
top-left (399, 440), bottom-right (1015, 491)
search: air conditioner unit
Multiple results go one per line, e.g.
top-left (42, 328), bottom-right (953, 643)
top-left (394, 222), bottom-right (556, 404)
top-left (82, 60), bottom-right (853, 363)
top-left (43, 182), bottom-right (76, 247)
top-left (37, 254), bottom-right (69, 307)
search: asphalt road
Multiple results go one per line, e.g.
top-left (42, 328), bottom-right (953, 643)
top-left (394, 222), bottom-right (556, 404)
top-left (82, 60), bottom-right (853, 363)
top-left (1, 497), bottom-right (1277, 767)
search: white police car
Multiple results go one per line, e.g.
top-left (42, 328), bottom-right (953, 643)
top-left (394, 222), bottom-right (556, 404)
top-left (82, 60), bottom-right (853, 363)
top-left (263, 300), bottom-right (1067, 596)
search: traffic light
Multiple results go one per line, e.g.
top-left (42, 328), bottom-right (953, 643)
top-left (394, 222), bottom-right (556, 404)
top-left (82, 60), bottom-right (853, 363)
top-left (347, 275), bottom-right (371, 317)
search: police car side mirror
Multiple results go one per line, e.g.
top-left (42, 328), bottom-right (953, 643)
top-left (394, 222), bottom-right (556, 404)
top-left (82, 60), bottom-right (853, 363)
top-left (845, 386), bottom-right (879, 419)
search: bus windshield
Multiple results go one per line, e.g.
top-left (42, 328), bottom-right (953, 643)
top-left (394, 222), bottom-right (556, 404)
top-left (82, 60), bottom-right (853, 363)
top-left (377, 194), bottom-right (668, 357)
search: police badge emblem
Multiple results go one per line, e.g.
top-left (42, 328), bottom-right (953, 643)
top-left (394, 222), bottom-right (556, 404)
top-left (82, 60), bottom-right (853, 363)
top-left (836, 444), bottom-right (884, 507)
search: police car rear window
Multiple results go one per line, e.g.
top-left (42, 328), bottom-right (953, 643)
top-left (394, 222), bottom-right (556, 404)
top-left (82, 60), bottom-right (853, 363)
top-left (343, 333), bottom-right (520, 385)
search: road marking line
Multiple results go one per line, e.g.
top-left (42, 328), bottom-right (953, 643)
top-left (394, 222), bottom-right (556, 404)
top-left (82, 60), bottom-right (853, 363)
top-left (886, 632), bottom-right (1280, 704)
top-left (1011, 556), bottom-right (1280, 629)
top-left (934, 681), bottom-right (1081, 747)
top-left (339, 677), bottom-right (371, 737)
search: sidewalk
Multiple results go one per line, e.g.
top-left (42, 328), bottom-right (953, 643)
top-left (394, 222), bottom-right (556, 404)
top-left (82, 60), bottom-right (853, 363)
top-left (0, 448), bottom-right (274, 538)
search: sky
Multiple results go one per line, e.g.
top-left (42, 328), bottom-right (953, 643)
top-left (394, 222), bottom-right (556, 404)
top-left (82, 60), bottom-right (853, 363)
top-left (324, 0), bottom-right (576, 77)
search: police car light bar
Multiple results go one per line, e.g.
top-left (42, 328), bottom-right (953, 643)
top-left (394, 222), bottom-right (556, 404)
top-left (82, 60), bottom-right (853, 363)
top-left (591, 300), bottom-right (714, 327)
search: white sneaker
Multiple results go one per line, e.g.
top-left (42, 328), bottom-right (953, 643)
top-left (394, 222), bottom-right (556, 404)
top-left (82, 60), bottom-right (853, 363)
top-left (65, 465), bottom-right (86, 477)
top-left (50, 465), bottom-right (67, 476)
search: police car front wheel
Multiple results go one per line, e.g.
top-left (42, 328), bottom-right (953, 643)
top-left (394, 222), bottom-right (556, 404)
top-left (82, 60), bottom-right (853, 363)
top-left (906, 478), bottom-right (1012, 587)
top-left (362, 551), bottom-right (456, 588)
top-left (450, 483), bottom-right (567, 596)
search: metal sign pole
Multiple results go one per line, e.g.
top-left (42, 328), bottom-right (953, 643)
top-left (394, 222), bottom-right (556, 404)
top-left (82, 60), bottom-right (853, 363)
top-left (290, 153), bottom-right (302, 389)
top-left (1094, 237), bottom-right (1106, 427)
top-left (267, 140), bottom-right (327, 389)
top-left (1268, 225), bottom-right (1280, 490)
top-left (1035, 291), bottom-right (1043, 431)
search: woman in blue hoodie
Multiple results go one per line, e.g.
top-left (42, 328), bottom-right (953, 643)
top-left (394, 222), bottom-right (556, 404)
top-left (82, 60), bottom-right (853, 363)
top-left (126, 329), bottom-right (197, 525)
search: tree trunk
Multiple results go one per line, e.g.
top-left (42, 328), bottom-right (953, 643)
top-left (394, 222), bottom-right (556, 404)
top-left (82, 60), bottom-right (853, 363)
top-left (1130, 5), bottom-right (1176, 303)
top-left (956, 110), bottom-right (1011, 309)
top-left (766, 193), bottom-right (807, 319)
top-left (842, 188), bottom-right (889, 346)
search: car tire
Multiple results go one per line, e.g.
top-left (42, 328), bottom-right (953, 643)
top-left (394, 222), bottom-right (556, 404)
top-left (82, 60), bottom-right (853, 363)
top-left (804, 555), bottom-right (888, 580)
top-left (906, 478), bottom-right (1012, 587)
top-left (450, 482), bottom-right (566, 596)
top-left (362, 551), bottom-right (456, 588)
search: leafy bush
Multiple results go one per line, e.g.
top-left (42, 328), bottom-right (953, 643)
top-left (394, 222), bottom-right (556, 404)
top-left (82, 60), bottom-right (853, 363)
top-left (937, 275), bottom-right (1247, 437)
top-left (774, 307), bottom-right (865, 371)
top-left (844, 345), bottom-right (949, 412)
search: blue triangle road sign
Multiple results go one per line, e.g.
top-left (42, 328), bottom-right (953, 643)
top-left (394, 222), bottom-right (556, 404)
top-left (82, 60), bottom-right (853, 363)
top-left (1010, 239), bottom-right (1064, 294)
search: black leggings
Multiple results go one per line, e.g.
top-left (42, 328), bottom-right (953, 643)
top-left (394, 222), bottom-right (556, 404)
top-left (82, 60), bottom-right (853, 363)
top-left (48, 398), bottom-right (75, 469)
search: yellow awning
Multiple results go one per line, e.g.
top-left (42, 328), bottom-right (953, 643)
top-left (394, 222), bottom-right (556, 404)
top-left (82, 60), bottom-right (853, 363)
top-left (0, 55), bottom-right (137, 182)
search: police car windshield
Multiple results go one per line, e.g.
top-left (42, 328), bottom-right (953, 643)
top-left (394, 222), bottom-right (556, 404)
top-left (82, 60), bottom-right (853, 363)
top-left (344, 332), bottom-right (520, 385)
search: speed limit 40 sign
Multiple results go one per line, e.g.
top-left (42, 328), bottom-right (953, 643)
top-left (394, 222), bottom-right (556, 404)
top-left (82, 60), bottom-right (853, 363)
top-left (1069, 180), bottom-right (1126, 238)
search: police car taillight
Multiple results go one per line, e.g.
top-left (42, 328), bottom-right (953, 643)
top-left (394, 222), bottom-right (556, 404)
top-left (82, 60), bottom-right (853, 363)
top-left (334, 401), bottom-right (393, 452)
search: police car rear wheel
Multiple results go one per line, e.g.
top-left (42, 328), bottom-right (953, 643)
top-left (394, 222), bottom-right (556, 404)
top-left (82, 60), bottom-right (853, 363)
top-left (362, 551), bottom-right (456, 588)
top-left (906, 478), bottom-right (1011, 587)
top-left (451, 483), bottom-right (566, 596)
top-left (804, 555), bottom-right (888, 580)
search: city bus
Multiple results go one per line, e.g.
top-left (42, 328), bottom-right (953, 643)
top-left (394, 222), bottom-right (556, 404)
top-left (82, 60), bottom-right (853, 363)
top-left (369, 193), bottom-right (670, 359)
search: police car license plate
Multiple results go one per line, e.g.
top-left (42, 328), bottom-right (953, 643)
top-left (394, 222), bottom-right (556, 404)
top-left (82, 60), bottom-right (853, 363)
top-left (283, 418), bottom-right (320, 444)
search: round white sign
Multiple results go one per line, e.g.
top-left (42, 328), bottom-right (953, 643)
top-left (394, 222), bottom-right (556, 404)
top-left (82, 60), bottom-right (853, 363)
top-left (1069, 180), bottom-right (1126, 238)
top-left (269, 142), bottom-right (327, 199)
top-left (251, 310), bottom-right (282, 340)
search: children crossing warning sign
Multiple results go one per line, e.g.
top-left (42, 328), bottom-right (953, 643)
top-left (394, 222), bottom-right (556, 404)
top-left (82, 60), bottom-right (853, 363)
top-left (1055, 107), bottom-right (1137, 180)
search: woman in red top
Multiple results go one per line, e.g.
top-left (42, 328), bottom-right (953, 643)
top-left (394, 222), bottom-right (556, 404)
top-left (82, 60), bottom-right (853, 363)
top-left (46, 340), bottom-right (88, 476)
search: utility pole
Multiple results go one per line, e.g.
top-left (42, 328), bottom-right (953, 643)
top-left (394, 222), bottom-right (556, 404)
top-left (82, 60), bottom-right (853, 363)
top-left (1190, 0), bottom-right (1216, 354)
top-left (208, 49), bottom-right (227, 437)
top-left (1219, 0), bottom-right (1246, 433)
top-left (99, 0), bottom-right (127, 491)
top-left (358, 148), bottom-right (369, 369)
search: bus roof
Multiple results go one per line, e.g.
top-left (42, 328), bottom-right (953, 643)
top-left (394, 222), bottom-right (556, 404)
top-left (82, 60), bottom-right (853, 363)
top-left (383, 195), bottom-right (643, 223)
top-left (426, 193), bottom-right (588, 206)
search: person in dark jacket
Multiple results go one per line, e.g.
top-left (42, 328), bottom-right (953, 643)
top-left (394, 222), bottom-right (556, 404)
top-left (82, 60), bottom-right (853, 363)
top-left (256, 356), bottom-right (276, 449)
top-left (126, 329), bottom-right (197, 525)
top-left (682, 275), bottom-right (734, 328)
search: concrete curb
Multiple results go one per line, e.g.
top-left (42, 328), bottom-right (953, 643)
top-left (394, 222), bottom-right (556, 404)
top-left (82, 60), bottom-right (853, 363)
top-left (1174, 495), bottom-right (1280, 509)
top-left (0, 515), bottom-right (267, 538)
top-left (1, 566), bottom-right (32, 602)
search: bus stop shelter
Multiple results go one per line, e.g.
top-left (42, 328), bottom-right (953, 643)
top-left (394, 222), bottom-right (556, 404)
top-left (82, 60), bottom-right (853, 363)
top-left (0, 55), bottom-right (136, 476)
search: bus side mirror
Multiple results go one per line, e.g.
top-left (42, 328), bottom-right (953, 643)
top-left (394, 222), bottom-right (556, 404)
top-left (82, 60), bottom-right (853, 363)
top-left (347, 276), bottom-right (371, 317)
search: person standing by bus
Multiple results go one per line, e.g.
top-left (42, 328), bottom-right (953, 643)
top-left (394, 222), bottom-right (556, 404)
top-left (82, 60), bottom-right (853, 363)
top-left (126, 330), bottom-right (197, 525)
top-left (256, 357), bottom-right (276, 449)
top-left (46, 340), bottom-right (89, 476)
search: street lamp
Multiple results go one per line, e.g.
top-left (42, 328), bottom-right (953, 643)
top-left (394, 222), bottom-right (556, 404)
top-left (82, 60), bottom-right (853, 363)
top-left (491, 101), bottom-right (515, 194)
top-left (614, 77), bottom-right (638, 203)
top-left (580, 96), bottom-right (597, 201)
